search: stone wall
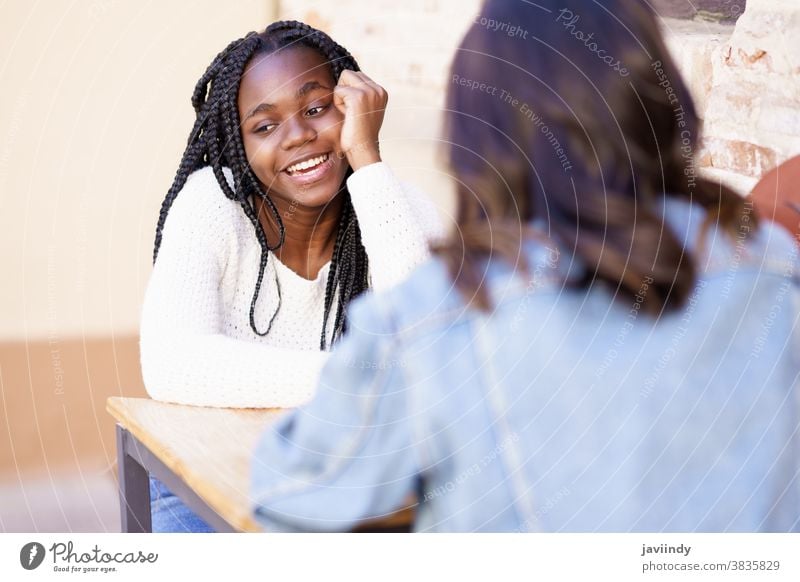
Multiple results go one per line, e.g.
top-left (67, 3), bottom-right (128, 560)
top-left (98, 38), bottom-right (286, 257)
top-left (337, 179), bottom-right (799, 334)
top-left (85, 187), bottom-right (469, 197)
top-left (663, 0), bottom-right (799, 193)
top-left (695, 0), bottom-right (800, 193)
top-left (652, 0), bottom-right (747, 21)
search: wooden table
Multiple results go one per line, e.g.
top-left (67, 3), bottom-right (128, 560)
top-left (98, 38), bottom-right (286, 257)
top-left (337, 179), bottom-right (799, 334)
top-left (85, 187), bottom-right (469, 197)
top-left (108, 397), bottom-right (414, 532)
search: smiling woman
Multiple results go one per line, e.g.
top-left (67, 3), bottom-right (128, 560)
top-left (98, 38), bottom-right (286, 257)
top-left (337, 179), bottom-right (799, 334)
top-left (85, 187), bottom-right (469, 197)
top-left (238, 48), bottom-right (353, 285)
top-left (139, 21), bottom-right (442, 531)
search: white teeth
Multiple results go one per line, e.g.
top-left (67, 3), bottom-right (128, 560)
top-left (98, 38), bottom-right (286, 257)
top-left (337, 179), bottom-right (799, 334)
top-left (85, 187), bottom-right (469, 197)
top-left (287, 153), bottom-right (329, 174)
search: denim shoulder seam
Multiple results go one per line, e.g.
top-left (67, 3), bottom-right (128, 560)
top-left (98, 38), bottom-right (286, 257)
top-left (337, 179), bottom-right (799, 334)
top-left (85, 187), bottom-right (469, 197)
top-left (473, 317), bottom-right (539, 531)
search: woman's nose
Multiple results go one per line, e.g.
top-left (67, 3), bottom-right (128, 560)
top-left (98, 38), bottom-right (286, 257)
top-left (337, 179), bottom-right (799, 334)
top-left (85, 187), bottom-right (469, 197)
top-left (279, 114), bottom-right (317, 150)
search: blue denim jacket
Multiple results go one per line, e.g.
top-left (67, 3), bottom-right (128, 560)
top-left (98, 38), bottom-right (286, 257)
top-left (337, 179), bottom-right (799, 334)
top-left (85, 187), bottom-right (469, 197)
top-left (251, 199), bottom-right (800, 532)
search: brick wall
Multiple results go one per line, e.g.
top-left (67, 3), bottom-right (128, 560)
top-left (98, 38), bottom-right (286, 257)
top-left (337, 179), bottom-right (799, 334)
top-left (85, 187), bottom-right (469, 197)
top-left (280, 0), bottom-right (798, 201)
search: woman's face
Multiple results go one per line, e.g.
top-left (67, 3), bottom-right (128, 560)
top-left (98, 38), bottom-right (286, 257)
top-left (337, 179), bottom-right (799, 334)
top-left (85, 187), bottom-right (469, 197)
top-left (238, 46), bottom-right (348, 210)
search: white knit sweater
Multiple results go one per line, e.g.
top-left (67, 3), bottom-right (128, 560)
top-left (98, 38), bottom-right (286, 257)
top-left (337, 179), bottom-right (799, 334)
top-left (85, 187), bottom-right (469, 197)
top-left (140, 162), bottom-right (443, 408)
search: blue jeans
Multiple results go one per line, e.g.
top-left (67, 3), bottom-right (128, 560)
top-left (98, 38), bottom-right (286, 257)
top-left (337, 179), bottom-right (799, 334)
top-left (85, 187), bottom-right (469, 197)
top-left (149, 476), bottom-right (214, 533)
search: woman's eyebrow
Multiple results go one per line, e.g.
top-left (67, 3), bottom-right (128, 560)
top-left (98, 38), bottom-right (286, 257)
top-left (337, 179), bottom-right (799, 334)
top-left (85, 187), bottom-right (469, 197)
top-left (244, 80), bottom-right (332, 120)
top-left (296, 80), bottom-right (331, 98)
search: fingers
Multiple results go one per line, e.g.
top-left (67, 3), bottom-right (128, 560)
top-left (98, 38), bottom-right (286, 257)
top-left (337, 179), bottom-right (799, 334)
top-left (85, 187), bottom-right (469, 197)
top-left (333, 86), bottom-right (387, 117)
top-left (332, 85), bottom-right (359, 114)
top-left (337, 70), bottom-right (373, 88)
top-left (333, 69), bottom-right (387, 167)
top-left (336, 70), bottom-right (388, 104)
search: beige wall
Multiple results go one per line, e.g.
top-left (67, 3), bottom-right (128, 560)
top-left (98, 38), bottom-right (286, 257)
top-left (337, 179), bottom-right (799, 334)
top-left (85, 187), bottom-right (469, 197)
top-left (0, 0), bottom-right (282, 530)
top-left (0, 0), bottom-right (277, 341)
top-left (0, 0), bottom-right (463, 343)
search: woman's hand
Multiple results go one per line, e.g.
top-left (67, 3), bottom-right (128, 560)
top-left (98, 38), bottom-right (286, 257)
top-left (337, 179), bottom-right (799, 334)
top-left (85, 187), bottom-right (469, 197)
top-left (333, 70), bottom-right (387, 171)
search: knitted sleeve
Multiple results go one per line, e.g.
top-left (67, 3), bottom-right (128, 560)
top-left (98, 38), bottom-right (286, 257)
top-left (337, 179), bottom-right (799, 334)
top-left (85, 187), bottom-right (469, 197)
top-left (347, 162), bottom-right (445, 292)
top-left (139, 168), bottom-right (329, 409)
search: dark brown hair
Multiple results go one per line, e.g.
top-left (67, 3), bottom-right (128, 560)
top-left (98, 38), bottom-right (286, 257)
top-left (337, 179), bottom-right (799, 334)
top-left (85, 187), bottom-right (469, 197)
top-left (436, 0), bottom-right (754, 313)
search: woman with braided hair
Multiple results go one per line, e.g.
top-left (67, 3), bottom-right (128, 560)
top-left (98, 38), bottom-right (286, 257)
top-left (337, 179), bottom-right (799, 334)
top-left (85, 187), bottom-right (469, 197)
top-left (140, 21), bottom-right (442, 531)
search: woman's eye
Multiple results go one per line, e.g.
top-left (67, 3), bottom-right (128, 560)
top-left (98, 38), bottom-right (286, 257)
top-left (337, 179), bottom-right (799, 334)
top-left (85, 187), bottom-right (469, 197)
top-left (255, 123), bottom-right (277, 135)
top-left (305, 105), bottom-right (327, 117)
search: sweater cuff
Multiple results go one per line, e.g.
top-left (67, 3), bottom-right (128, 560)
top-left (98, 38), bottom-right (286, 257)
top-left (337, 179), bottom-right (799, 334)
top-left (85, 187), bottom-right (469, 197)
top-left (346, 161), bottom-right (397, 198)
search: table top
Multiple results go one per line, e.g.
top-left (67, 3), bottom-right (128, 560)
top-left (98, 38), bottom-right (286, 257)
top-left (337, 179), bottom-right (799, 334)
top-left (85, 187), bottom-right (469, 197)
top-left (108, 396), bottom-right (282, 532)
top-left (107, 397), bottom-right (414, 532)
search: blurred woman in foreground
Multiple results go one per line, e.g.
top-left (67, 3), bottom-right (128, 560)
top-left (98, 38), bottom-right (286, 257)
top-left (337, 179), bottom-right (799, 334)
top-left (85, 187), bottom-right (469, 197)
top-left (251, 0), bottom-right (799, 531)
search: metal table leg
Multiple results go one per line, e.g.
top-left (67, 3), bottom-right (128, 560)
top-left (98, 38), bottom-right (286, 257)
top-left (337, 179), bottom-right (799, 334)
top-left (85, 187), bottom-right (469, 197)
top-left (116, 424), bottom-right (152, 533)
top-left (115, 423), bottom-right (236, 533)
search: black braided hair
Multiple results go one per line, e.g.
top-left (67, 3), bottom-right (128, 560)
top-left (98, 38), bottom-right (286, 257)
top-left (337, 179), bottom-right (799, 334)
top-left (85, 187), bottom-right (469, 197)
top-left (153, 21), bottom-right (369, 350)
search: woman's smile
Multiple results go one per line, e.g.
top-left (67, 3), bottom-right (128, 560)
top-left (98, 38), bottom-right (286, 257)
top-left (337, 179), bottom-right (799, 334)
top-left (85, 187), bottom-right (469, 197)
top-left (238, 46), bottom-right (349, 210)
top-left (280, 151), bottom-right (338, 188)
